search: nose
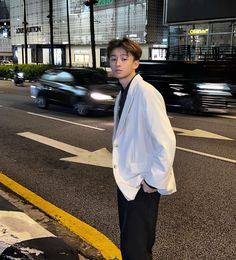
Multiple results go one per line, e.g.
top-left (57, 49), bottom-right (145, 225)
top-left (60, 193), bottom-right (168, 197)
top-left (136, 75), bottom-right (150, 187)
top-left (115, 58), bottom-right (122, 66)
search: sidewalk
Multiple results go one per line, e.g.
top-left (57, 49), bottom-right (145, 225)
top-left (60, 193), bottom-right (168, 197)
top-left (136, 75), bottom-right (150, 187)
top-left (0, 196), bottom-right (80, 259)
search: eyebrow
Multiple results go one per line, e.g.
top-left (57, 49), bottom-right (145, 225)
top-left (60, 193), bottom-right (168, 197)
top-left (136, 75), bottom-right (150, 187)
top-left (110, 54), bottom-right (129, 57)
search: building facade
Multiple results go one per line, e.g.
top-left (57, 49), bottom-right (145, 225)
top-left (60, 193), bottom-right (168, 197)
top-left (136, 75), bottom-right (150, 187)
top-left (164, 0), bottom-right (236, 61)
top-left (0, 0), bottom-right (12, 61)
top-left (10, 0), bottom-right (168, 66)
top-left (167, 21), bottom-right (236, 61)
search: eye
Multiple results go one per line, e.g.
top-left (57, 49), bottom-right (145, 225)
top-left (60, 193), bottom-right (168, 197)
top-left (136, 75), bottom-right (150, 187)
top-left (110, 57), bottom-right (117, 62)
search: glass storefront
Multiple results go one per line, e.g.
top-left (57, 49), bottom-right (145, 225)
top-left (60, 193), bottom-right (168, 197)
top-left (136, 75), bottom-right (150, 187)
top-left (10, 0), bottom-right (147, 46)
top-left (168, 21), bottom-right (236, 61)
top-left (10, 0), bottom-right (150, 65)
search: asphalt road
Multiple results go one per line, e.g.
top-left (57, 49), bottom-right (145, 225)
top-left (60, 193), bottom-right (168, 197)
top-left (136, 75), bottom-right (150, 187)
top-left (0, 81), bottom-right (236, 259)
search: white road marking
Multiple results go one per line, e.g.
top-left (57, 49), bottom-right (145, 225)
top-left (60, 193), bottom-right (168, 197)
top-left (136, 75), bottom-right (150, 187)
top-left (17, 132), bottom-right (112, 168)
top-left (218, 115), bottom-right (236, 120)
top-left (0, 105), bottom-right (3, 107)
top-left (27, 112), bottom-right (105, 131)
top-left (0, 211), bottom-right (54, 253)
top-left (17, 131), bottom-right (236, 168)
top-left (177, 146), bottom-right (236, 164)
top-left (173, 127), bottom-right (233, 140)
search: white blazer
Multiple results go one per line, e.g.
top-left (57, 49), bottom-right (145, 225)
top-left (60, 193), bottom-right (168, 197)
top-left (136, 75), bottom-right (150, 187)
top-left (112, 74), bottom-right (176, 201)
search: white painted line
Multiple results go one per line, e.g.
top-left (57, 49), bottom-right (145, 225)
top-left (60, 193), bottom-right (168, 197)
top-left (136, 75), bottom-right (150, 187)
top-left (218, 115), bottom-right (236, 120)
top-left (27, 112), bottom-right (105, 131)
top-left (177, 146), bottom-right (236, 164)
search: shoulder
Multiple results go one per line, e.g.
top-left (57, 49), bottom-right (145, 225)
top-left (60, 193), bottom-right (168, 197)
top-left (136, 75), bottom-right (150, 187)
top-left (134, 74), bottom-right (164, 102)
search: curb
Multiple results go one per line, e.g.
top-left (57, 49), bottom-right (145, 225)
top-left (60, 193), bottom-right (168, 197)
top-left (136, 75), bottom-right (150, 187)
top-left (0, 196), bottom-right (79, 259)
top-left (0, 173), bottom-right (122, 260)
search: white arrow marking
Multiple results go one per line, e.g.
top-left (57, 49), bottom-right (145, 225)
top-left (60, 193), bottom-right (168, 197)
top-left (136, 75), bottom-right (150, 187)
top-left (17, 132), bottom-right (112, 168)
top-left (173, 127), bottom-right (233, 140)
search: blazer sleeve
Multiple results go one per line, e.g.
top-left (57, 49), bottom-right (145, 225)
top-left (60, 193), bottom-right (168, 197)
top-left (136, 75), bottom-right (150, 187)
top-left (143, 86), bottom-right (176, 194)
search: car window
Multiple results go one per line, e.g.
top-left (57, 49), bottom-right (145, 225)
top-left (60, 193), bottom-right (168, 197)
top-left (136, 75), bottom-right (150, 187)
top-left (55, 71), bottom-right (74, 83)
top-left (89, 72), bottom-right (107, 84)
top-left (41, 70), bottom-right (58, 81)
top-left (40, 70), bottom-right (74, 83)
top-left (71, 71), bottom-right (107, 85)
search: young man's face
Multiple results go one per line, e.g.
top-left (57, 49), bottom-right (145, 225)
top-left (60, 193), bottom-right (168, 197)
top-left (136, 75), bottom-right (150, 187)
top-left (109, 47), bottom-right (139, 86)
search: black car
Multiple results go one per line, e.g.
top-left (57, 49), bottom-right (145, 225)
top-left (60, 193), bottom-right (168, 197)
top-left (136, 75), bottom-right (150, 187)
top-left (137, 61), bottom-right (232, 113)
top-left (30, 68), bottom-right (119, 115)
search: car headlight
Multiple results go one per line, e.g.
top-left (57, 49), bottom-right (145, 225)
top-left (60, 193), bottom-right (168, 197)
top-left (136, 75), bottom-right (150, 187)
top-left (196, 83), bottom-right (230, 90)
top-left (90, 92), bottom-right (113, 100)
top-left (173, 92), bottom-right (189, 96)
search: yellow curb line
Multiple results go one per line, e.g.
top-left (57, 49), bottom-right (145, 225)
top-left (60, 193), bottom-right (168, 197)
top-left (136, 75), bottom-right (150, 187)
top-left (0, 172), bottom-right (121, 260)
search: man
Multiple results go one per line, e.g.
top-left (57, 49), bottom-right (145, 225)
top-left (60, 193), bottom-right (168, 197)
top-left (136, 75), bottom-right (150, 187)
top-left (107, 37), bottom-right (176, 260)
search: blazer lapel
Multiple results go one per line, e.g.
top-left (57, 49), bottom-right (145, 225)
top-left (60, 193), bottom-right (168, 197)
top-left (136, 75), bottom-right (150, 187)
top-left (113, 92), bottom-right (121, 141)
top-left (115, 93), bottom-right (134, 137)
top-left (114, 76), bottom-right (140, 139)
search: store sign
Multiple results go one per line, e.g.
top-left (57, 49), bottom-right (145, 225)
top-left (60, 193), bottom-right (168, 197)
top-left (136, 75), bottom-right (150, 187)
top-left (97, 0), bottom-right (113, 5)
top-left (16, 26), bottom-right (41, 34)
top-left (189, 29), bottom-right (208, 35)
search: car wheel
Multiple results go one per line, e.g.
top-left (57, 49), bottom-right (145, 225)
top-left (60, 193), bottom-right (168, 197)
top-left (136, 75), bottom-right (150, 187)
top-left (36, 95), bottom-right (48, 109)
top-left (73, 102), bottom-right (89, 116)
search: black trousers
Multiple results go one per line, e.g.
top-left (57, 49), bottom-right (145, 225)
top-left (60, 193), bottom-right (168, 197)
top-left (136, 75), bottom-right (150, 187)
top-left (117, 187), bottom-right (160, 260)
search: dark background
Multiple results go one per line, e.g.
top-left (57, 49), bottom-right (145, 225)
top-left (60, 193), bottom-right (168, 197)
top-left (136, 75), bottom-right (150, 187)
top-left (165, 0), bottom-right (236, 24)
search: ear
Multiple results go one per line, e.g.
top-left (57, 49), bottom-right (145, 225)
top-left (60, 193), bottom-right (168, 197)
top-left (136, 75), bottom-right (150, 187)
top-left (133, 59), bottom-right (140, 70)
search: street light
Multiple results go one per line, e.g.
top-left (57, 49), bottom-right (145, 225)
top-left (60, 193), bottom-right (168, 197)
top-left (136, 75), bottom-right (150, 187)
top-left (84, 0), bottom-right (98, 69)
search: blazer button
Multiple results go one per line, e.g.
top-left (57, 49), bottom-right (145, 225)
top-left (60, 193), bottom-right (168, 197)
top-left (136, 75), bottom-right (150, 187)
top-left (113, 164), bottom-right (117, 169)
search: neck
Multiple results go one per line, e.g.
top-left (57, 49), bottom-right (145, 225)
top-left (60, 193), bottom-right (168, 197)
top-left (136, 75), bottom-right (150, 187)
top-left (119, 72), bottom-right (136, 89)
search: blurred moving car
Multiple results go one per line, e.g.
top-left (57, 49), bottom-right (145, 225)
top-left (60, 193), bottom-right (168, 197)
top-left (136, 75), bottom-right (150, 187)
top-left (0, 60), bottom-right (13, 65)
top-left (230, 84), bottom-right (236, 98)
top-left (0, 59), bottom-right (13, 65)
top-left (137, 61), bottom-right (232, 114)
top-left (30, 68), bottom-right (119, 115)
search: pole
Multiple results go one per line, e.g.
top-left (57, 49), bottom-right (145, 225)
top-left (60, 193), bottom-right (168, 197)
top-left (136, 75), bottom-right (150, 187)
top-left (84, 0), bottom-right (97, 69)
top-left (90, 3), bottom-right (96, 69)
top-left (23, 0), bottom-right (28, 64)
top-left (66, 0), bottom-right (72, 67)
top-left (49, 0), bottom-right (54, 65)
